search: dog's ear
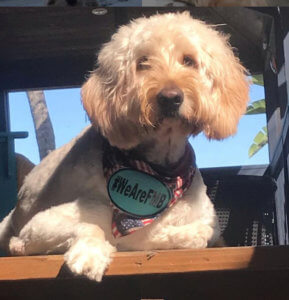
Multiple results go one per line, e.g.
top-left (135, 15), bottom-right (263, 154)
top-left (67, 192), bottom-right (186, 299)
top-left (81, 74), bottom-right (101, 128)
top-left (202, 41), bottom-right (249, 140)
top-left (81, 73), bottom-right (143, 149)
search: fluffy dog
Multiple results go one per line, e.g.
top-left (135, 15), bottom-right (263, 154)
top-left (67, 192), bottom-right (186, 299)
top-left (0, 12), bottom-right (249, 281)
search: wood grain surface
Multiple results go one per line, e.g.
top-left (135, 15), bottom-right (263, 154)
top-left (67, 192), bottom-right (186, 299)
top-left (0, 246), bottom-right (289, 281)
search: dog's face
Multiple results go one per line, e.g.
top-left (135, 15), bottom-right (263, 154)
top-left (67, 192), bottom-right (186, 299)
top-left (82, 12), bottom-right (249, 149)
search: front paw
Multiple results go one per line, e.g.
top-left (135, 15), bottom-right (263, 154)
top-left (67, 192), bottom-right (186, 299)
top-left (64, 238), bottom-right (116, 282)
top-left (9, 237), bottom-right (26, 255)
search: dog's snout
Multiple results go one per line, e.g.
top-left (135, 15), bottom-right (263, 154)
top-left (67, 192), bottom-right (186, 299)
top-left (157, 87), bottom-right (184, 116)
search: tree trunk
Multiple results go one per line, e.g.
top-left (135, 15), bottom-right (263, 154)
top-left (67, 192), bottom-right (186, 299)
top-left (27, 91), bottom-right (55, 160)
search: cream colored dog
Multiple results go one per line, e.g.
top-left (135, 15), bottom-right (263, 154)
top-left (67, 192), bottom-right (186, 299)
top-left (0, 12), bottom-right (249, 281)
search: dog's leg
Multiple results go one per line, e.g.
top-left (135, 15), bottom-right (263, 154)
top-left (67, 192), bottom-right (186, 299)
top-left (9, 202), bottom-right (82, 255)
top-left (9, 201), bottom-right (116, 281)
top-left (64, 223), bottom-right (115, 281)
top-left (153, 220), bottom-right (220, 250)
top-left (163, 215), bottom-right (220, 249)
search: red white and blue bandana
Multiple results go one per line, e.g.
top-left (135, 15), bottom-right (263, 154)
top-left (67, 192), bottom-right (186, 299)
top-left (103, 139), bottom-right (196, 238)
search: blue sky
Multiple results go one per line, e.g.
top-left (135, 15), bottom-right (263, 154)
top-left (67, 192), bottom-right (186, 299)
top-left (9, 83), bottom-right (268, 168)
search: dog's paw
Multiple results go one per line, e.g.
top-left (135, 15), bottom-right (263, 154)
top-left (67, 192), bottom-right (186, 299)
top-left (9, 237), bottom-right (26, 255)
top-left (64, 238), bottom-right (116, 282)
top-left (190, 224), bottom-right (215, 248)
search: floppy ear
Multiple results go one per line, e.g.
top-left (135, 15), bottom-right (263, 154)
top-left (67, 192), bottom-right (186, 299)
top-left (203, 41), bottom-right (249, 140)
top-left (81, 73), bottom-right (143, 149)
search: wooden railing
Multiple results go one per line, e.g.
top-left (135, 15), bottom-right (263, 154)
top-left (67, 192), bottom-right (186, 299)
top-left (1, 246), bottom-right (289, 299)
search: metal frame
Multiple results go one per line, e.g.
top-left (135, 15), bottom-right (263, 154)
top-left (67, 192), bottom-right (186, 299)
top-left (262, 7), bottom-right (289, 244)
top-left (0, 91), bottom-right (27, 221)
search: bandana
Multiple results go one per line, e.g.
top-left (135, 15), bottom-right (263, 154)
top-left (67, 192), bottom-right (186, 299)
top-left (103, 139), bottom-right (196, 238)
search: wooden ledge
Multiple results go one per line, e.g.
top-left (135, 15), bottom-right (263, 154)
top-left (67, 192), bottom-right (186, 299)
top-left (1, 246), bottom-right (289, 281)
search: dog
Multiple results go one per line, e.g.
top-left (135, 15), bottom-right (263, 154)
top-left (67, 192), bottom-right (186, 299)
top-left (0, 12), bottom-right (249, 281)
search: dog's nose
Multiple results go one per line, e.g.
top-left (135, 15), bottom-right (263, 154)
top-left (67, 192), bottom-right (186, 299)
top-left (157, 87), bottom-right (184, 116)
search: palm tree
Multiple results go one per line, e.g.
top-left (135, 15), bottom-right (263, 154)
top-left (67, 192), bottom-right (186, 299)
top-left (246, 75), bottom-right (267, 158)
top-left (27, 91), bottom-right (55, 160)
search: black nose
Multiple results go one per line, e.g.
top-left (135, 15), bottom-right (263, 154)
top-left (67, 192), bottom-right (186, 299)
top-left (157, 87), bottom-right (184, 116)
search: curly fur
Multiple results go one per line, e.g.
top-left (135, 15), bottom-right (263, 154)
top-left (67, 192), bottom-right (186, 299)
top-left (83, 12), bottom-right (248, 147)
top-left (0, 12), bottom-right (249, 281)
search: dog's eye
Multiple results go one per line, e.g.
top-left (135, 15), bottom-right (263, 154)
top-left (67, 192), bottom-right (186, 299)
top-left (183, 55), bottom-right (198, 68)
top-left (136, 56), bottom-right (150, 71)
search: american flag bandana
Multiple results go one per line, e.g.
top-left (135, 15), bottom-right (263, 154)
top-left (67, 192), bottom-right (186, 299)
top-left (103, 139), bottom-right (196, 238)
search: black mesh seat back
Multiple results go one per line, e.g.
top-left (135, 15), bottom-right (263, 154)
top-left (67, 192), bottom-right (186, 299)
top-left (203, 174), bottom-right (277, 247)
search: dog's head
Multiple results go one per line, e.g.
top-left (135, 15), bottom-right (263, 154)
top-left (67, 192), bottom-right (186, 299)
top-left (82, 12), bottom-right (249, 149)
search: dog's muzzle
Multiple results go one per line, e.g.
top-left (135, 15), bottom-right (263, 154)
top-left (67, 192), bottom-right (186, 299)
top-left (157, 87), bottom-right (184, 118)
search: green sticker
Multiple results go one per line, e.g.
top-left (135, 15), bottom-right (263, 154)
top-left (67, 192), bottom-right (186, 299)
top-left (107, 169), bottom-right (172, 217)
